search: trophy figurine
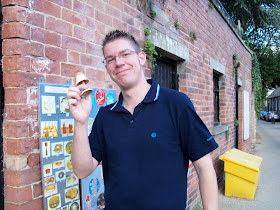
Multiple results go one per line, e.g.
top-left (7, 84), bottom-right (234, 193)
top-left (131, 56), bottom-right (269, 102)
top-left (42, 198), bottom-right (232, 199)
top-left (75, 72), bottom-right (93, 97)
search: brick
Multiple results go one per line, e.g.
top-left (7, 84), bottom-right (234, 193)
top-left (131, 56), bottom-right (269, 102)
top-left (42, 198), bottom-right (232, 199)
top-left (28, 121), bottom-right (39, 138)
top-left (95, 32), bottom-right (105, 45)
top-left (62, 36), bottom-right (85, 52)
top-left (27, 11), bottom-right (44, 28)
top-left (85, 0), bottom-right (105, 11)
top-left (5, 185), bottom-right (32, 203)
top-left (33, 183), bottom-right (43, 198)
top-left (2, 6), bottom-right (27, 22)
top-left (74, 26), bottom-right (95, 42)
top-left (4, 121), bottom-right (29, 138)
top-left (122, 13), bottom-right (134, 26)
top-left (61, 63), bottom-right (84, 77)
top-left (109, 0), bottom-right (123, 11)
top-left (46, 16), bottom-right (72, 36)
top-left (86, 43), bottom-right (103, 57)
top-left (5, 88), bottom-right (27, 103)
top-left (30, 0), bottom-right (61, 18)
top-left (5, 154), bottom-right (28, 170)
top-left (4, 137), bottom-right (39, 154)
top-left (73, 0), bottom-right (94, 17)
top-left (81, 54), bottom-right (99, 68)
top-left (68, 51), bottom-right (80, 64)
top-left (123, 4), bottom-right (139, 17)
top-left (86, 17), bottom-right (96, 31)
top-left (2, 0), bottom-right (28, 6)
top-left (86, 68), bottom-right (105, 81)
top-left (128, 25), bottom-right (141, 39)
top-left (62, 8), bottom-right (86, 26)
top-left (5, 167), bottom-right (41, 187)
top-left (3, 55), bottom-right (30, 71)
top-left (27, 153), bottom-right (40, 167)
top-left (113, 18), bottom-right (128, 31)
top-left (31, 28), bottom-right (60, 47)
top-left (45, 46), bottom-right (67, 62)
top-left (86, 17), bottom-right (105, 34)
top-left (2, 22), bottom-right (30, 39)
top-left (45, 75), bottom-right (71, 85)
top-left (3, 71), bottom-right (42, 87)
top-left (3, 39), bottom-right (44, 57)
top-left (5, 104), bottom-right (38, 120)
top-left (105, 4), bottom-right (121, 18)
top-left (5, 197), bottom-right (43, 210)
top-left (95, 10), bottom-right (112, 26)
top-left (49, 0), bottom-right (72, 9)
top-left (31, 59), bottom-right (60, 75)
top-left (25, 88), bottom-right (37, 105)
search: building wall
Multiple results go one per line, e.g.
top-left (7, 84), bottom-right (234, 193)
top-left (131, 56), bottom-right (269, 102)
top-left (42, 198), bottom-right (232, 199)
top-left (1, 0), bottom-right (252, 209)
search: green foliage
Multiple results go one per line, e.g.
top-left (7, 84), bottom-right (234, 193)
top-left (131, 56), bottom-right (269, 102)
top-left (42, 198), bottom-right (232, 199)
top-left (143, 28), bottom-right (158, 71)
top-left (258, 47), bottom-right (280, 89)
top-left (174, 20), bottom-right (180, 30)
top-left (150, 10), bottom-right (157, 18)
top-left (219, 0), bottom-right (280, 48)
top-left (144, 27), bottom-right (151, 36)
top-left (190, 30), bottom-right (197, 41)
top-left (194, 203), bottom-right (203, 210)
top-left (219, 0), bottom-right (280, 115)
top-left (252, 53), bottom-right (265, 117)
top-left (232, 53), bottom-right (240, 77)
top-left (234, 118), bottom-right (239, 126)
top-left (208, 2), bottom-right (214, 9)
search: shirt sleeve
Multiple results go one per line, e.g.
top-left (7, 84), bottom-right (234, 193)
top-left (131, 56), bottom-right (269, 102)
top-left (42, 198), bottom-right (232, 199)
top-left (179, 98), bottom-right (219, 162)
top-left (88, 107), bottom-right (104, 163)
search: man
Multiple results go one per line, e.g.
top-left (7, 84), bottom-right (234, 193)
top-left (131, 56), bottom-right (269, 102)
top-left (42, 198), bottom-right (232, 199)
top-left (67, 30), bottom-right (219, 209)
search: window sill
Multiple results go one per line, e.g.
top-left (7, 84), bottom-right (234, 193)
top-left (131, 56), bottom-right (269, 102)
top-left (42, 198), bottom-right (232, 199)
top-left (212, 125), bottom-right (228, 136)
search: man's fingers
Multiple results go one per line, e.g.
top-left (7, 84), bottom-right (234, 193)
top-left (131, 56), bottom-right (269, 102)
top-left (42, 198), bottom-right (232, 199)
top-left (68, 98), bottom-right (78, 107)
top-left (76, 83), bottom-right (90, 92)
top-left (67, 87), bottom-right (82, 100)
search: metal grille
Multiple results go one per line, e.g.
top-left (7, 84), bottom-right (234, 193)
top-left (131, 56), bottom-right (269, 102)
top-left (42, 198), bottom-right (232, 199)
top-left (152, 58), bottom-right (178, 90)
top-left (213, 73), bottom-right (220, 125)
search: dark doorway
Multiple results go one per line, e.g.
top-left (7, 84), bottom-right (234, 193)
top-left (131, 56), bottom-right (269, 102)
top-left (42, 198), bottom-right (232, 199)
top-left (0, 4), bottom-right (4, 208)
top-left (152, 57), bottom-right (178, 90)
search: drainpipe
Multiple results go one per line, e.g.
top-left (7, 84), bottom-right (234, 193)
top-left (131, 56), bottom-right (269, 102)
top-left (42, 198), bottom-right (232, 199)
top-left (233, 55), bottom-right (240, 149)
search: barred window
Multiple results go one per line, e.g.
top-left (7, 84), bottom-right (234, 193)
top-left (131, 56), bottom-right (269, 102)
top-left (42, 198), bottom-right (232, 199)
top-left (213, 73), bottom-right (220, 126)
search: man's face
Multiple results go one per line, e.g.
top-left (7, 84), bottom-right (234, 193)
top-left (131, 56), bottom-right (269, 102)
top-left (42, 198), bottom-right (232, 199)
top-left (103, 38), bottom-right (146, 90)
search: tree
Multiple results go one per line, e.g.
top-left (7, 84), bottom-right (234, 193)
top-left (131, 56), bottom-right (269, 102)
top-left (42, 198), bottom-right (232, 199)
top-left (220, 0), bottom-right (280, 48)
top-left (219, 0), bottom-right (280, 114)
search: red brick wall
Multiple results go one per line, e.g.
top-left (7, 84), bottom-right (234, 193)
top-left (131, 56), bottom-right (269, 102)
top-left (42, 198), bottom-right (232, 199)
top-left (1, 0), bottom-right (252, 209)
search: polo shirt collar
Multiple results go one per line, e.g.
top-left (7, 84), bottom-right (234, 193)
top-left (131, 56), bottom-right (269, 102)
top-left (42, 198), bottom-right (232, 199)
top-left (110, 79), bottom-right (160, 111)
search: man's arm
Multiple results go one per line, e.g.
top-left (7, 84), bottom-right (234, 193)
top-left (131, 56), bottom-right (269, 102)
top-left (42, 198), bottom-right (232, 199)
top-left (67, 85), bottom-right (99, 179)
top-left (193, 154), bottom-right (218, 210)
top-left (71, 122), bottom-right (99, 179)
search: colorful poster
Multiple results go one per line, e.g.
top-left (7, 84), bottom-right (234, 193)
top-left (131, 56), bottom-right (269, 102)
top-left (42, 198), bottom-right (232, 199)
top-left (81, 165), bottom-right (105, 210)
top-left (39, 82), bottom-right (117, 210)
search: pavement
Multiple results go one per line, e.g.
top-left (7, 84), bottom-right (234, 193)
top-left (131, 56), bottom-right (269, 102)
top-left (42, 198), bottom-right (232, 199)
top-left (218, 119), bottom-right (280, 209)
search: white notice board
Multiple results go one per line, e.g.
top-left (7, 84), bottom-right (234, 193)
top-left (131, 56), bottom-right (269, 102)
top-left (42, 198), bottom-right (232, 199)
top-left (244, 91), bottom-right (250, 140)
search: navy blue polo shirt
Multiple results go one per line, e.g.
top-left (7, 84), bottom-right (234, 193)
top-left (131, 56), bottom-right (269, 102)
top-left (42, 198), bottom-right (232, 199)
top-left (89, 79), bottom-right (218, 210)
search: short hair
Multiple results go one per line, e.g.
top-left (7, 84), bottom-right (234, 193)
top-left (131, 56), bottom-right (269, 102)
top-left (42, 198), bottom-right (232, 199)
top-left (102, 30), bottom-right (141, 54)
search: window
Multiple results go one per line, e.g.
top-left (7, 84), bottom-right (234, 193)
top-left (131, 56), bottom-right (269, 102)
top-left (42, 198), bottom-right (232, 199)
top-left (152, 57), bottom-right (178, 90)
top-left (213, 73), bottom-right (220, 126)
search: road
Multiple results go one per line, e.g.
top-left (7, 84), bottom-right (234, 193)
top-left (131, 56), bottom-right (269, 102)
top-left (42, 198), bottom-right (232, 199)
top-left (218, 119), bottom-right (280, 210)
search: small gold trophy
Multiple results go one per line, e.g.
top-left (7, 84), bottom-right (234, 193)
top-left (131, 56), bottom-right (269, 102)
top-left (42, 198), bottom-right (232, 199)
top-left (75, 72), bottom-right (93, 97)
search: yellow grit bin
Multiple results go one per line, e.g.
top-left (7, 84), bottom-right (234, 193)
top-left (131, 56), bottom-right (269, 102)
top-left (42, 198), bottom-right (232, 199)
top-left (219, 148), bottom-right (263, 199)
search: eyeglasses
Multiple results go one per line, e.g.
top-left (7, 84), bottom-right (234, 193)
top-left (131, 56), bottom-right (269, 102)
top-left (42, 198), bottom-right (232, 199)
top-left (103, 50), bottom-right (139, 65)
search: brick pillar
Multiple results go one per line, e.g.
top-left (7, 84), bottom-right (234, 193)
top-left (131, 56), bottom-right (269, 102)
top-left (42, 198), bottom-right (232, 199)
top-left (2, 1), bottom-right (43, 209)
